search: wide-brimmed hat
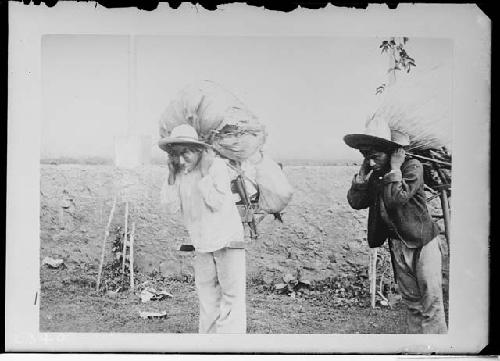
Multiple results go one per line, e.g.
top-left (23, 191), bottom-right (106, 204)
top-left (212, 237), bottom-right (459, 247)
top-left (158, 124), bottom-right (208, 152)
top-left (343, 116), bottom-right (410, 151)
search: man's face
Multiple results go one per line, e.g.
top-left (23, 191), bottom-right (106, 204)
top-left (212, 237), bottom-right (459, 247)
top-left (170, 145), bottom-right (202, 168)
top-left (360, 149), bottom-right (389, 172)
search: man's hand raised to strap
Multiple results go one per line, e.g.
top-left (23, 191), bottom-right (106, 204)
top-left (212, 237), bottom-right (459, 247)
top-left (167, 154), bottom-right (181, 185)
top-left (390, 147), bottom-right (406, 171)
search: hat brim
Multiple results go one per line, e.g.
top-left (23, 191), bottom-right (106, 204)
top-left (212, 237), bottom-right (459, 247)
top-left (158, 137), bottom-right (209, 152)
top-left (343, 134), bottom-right (401, 151)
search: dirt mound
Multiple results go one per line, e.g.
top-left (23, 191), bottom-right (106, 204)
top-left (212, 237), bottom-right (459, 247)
top-left (40, 164), bottom-right (447, 285)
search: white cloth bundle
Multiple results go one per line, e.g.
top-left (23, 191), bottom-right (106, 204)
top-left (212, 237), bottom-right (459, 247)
top-left (372, 66), bottom-right (453, 152)
top-left (159, 80), bottom-right (266, 162)
top-left (159, 81), bottom-right (293, 214)
top-left (240, 153), bottom-right (293, 213)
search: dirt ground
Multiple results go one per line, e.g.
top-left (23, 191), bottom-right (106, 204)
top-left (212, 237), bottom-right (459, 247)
top-left (39, 163), bottom-right (448, 334)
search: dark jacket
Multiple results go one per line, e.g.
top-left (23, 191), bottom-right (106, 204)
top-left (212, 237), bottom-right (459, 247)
top-left (347, 158), bottom-right (441, 248)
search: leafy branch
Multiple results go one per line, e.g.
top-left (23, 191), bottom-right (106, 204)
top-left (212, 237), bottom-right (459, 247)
top-left (376, 37), bottom-right (416, 95)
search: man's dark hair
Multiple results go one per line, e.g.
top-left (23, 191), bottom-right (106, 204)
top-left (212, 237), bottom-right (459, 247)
top-left (360, 145), bottom-right (394, 156)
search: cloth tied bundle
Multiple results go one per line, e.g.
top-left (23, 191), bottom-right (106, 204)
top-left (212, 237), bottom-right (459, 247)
top-left (371, 65), bottom-right (453, 152)
top-left (159, 80), bottom-right (293, 214)
top-left (159, 80), bottom-right (266, 162)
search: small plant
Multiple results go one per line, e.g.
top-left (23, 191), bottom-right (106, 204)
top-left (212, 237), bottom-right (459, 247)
top-left (100, 225), bottom-right (137, 293)
top-left (274, 269), bottom-right (311, 298)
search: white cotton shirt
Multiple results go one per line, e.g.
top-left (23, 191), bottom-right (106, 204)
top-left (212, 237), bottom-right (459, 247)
top-left (160, 157), bottom-right (245, 253)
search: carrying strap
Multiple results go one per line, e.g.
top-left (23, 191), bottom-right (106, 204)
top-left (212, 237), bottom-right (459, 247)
top-left (234, 174), bottom-right (259, 239)
top-left (226, 162), bottom-right (259, 190)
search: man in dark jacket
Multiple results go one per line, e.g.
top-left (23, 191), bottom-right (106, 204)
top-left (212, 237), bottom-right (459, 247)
top-left (344, 117), bottom-right (447, 334)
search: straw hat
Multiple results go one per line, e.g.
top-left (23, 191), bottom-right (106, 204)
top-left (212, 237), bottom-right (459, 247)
top-left (158, 124), bottom-right (208, 152)
top-left (343, 116), bottom-right (410, 151)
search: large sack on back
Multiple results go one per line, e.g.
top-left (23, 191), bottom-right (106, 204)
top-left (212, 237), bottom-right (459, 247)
top-left (372, 66), bottom-right (452, 151)
top-left (254, 155), bottom-right (293, 213)
top-left (159, 80), bottom-right (266, 162)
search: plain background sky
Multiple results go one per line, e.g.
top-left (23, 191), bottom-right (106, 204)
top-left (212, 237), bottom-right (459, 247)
top-left (41, 35), bottom-right (452, 161)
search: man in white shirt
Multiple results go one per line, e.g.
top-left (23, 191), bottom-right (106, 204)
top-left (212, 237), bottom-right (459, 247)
top-left (159, 124), bottom-right (246, 334)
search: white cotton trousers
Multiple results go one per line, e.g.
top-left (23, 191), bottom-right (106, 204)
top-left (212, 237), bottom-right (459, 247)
top-left (194, 247), bottom-right (246, 333)
top-left (390, 237), bottom-right (448, 334)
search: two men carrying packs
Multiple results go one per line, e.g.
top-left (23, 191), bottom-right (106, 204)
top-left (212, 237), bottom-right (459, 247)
top-left (158, 80), bottom-right (448, 334)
